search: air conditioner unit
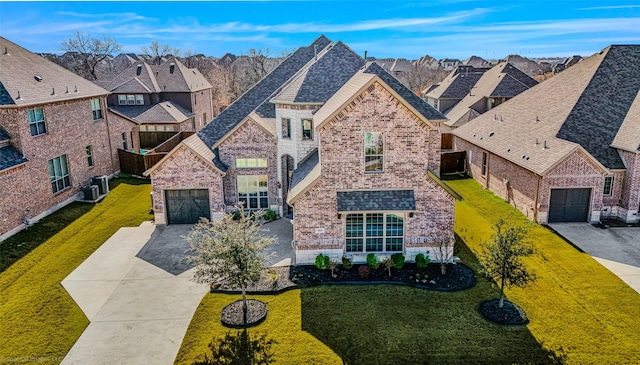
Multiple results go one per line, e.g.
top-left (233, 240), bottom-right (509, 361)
top-left (91, 175), bottom-right (109, 195)
top-left (83, 185), bottom-right (99, 201)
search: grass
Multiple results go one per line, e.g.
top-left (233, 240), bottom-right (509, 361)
top-left (446, 178), bottom-right (640, 364)
top-left (174, 290), bottom-right (342, 365)
top-left (0, 177), bottom-right (152, 362)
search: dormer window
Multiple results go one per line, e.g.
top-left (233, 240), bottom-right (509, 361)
top-left (119, 94), bottom-right (143, 105)
top-left (364, 132), bottom-right (383, 173)
top-left (135, 95), bottom-right (143, 105)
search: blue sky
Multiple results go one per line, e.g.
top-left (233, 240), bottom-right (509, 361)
top-left (1, 1), bottom-right (640, 59)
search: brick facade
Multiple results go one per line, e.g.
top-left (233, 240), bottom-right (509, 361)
top-left (292, 82), bottom-right (455, 262)
top-left (618, 150), bottom-right (640, 221)
top-left (217, 119), bottom-right (278, 211)
top-left (149, 145), bottom-right (225, 225)
top-left (104, 111), bottom-right (140, 170)
top-left (0, 96), bottom-right (116, 237)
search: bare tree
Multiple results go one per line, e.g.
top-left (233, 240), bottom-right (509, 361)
top-left (433, 235), bottom-right (454, 275)
top-left (60, 31), bottom-right (121, 80)
top-left (141, 41), bottom-right (180, 65)
top-left (397, 64), bottom-right (449, 96)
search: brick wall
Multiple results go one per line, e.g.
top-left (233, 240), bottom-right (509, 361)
top-left (619, 150), bottom-right (640, 222)
top-left (105, 110), bottom-right (140, 170)
top-left (292, 81), bottom-right (455, 255)
top-left (149, 145), bottom-right (225, 225)
top-left (0, 96), bottom-right (116, 236)
top-left (217, 119), bottom-right (278, 211)
top-left (191, 89), bottom-right (214, 130)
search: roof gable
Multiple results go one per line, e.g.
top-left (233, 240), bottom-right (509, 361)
top-left (556, 45), bottom-right (640, 169)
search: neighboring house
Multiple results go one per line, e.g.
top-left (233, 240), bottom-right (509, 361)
top-left (439, 58), bottom-right (461, 70)
top-left (0, 37), bottom-right (120, 239)
top-left (424, 65), bottom-right (490, 116)
top-left (453, 45), bottom-right (640, 224)
top-left (145, 36), bottom-right (457, 264)
top-left (95, 57), bottom-right (213, 151)
top-left (463, 56), bottom-right (490, 68)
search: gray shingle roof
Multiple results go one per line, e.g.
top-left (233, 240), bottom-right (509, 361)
top-left (110, 101), bottom-right (193, 124)
top-left (289, 149), bottom-right (318, 189)
top-left (425, 65), bottom-right (489, 100)
top-left (99, 63), bottom-right (159, 93)
top-left (0, 36), bottom-right (108, 107)
top-left (0, 145), bottom-right (28, 171)
top-left (364, 63), bottom-right (447, 121)
top-left (152, 57), bottom-right (211, 92)
top-left (556, 45), bottom-right (640, 169)
top-left (212, 148), bottom-right (228, 172)
top-left (490, 73), bottom-right (531, 97)
top-left (336, 190), bottom-right (416, 212)
top-left (197, 35), bottom-right (332, 148)
top-left (272, 41), bottom-right (363, 104)
top-left (0, 126), bottom-right (9, 141)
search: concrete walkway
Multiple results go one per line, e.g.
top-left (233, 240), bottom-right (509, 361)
top-left (61, 222), bottom-right (208, 365)
top-left (61, 219), bottom-right (294, 364)
top-left (549, 223), bottom-right (640, 293)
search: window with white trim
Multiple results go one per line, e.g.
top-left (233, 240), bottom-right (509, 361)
top-left (48, 155), bottom-right (70, 193)
top-left (345, 213), bottom-right (404, 253)
top-left (603, 176), bottom-right (613, 196)
top-left (236, 158), bottom-right (267, 168)
top-left (364, 132), bottom-right (383, 172)
top-left (118, 94), bottom-right (143, 105)
top-left (118, 95), bottom-right (126, 105)
top-left (28, 108), bottom-right (46, 136)
top-left (302, 119), bottom-right (313, 140)
top-left (282, 118), bottom-right (291, 138)
top-left (135, 94), bottom-right (144, 105)
top-left (237, 175), bottom-right (268, 210)
top-left (90, 98), bottom-right (103, 120)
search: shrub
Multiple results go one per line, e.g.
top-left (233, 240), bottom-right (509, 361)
top-left (315, 254), bottom-right (330, 270)
top-left (263, 210), bottom-right (278, 222)
top-left (366, 253), bottom-right (379, 269)
top-left (341, 256), bottom-right (353, 269)
top-left (357, 265), bottom-right (370, 279)
top-left (391, 253), bottom-right (405, 269)
top-left (415, 253), bottom-right (431, 269)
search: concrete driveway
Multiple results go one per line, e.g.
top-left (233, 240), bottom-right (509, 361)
top-left (548, 223), bottom-right (640, 293)
top-left (61, 218), bottom-right (294, 365)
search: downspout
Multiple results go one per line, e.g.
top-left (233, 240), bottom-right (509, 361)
top-left (534, 174), bottom-right (541, 222)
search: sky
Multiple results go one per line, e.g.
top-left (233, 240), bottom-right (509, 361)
top-left (1, 1), bottom-right (640, 60)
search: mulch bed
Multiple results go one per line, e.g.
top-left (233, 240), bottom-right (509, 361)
top-left (211, 262), bottom-right (476, 294)
top-left (221, 299), bottom-right (268, 328)
top-left (479, 299), bottom-right (528, 325)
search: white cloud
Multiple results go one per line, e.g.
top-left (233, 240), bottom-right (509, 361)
top-left (577, 4), bottom-right (640, 10)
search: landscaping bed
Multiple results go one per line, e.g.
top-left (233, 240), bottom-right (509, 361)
top-left (479, 299), bottom-right (528, 325)
top-left (211, 262), bottom-right (476, 294)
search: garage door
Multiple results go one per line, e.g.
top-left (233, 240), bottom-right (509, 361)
top-left (165, 189), bottom-right (210, 224)
top-left (549, 188), bottom-right (591, 222)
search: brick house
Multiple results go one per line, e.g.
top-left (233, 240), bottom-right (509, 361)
top-left (453, 45), bottom-right (640, 224)
top-left (95, 57), bottom-right (213, 151)
top-left (0, 37), bottom-right (124, 239)
top-left (145, 36), bottom-right (457, 264)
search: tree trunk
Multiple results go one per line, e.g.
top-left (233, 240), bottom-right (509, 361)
top-left (440, 262), bottom-right (447, 275)
top-left (499, 276), bottom-right (506, 308)
top-left (241, 285), bottom-right (248, 325)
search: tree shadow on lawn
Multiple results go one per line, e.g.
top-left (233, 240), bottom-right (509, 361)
top-left (300, 237), bottom-right (559, 365)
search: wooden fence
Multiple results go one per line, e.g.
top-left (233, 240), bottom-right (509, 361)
top-left (140, 131), bottom-right (178, 149)
top-left (441, 151), bottom-right (466, 175)
top-left (117, 149), bottom-right (166, 177)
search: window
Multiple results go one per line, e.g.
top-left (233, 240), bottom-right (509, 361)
top-left (127, 95), bottom-right (135, 105)
top-left (122, 132), bottom-right (128, 150)
top-left (237, 175), bottom-right (268, 210)
top-left (86, 145), bottom-right (94, 167)
top-left (604, 176), bottom-right (613, 196)
top-left (236, 158), bottom-right (267, 168)
top-left (282, 118), bottom-right (291, 138)
top-left (481, 152), bottom-right (488, 176)
top-left (118, 95), bottom-right (127, 105)
top-left (28, 108), bottom-right (46, 136)
top-left (345, 213), bottom-right (404, 253)
top-left (90, 98), bottom-right (102, 120)
top-left (48, 155), bottom-right (70, 194)
top-left (135, 95), bottom-right (144, 105)
top-left (364, 132), bottom-right (383, 172)
top-left (203, 113), bottom-right (207, 126)
top-left (302, 119), bottom-right (313, 140)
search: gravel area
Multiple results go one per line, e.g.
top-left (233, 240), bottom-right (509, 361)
top-left (479, 299), bottom-right (528, 325)
top-left (221, 299), bottom-right (268, 328)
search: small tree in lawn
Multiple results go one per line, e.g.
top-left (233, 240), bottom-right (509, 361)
top-left (188, 209), bottom-right (274, 325)
top-left (433, 235), bottom-right (454, 275)
top-left (479, 219), bottom-right (535, 308)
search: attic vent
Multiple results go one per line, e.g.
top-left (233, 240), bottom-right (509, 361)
top-left (51, 88), bottom-right (56, 96)
top-left (3, 47), bottom-right (8, 55)
top-left (489, 132), bottom-right (495, 137)
top-left (136, 64), bottom-right (142, 76)
top-left (74, 85), bottom-right (78, 93)
top-left (507, 148), bottom-right (511, 152)
top-left (535, 115), bottom-right (539, 122)
top-left (34, 76), bottom-right (43, 82)
top-left (169, 63), bottom-right (175, 74)
top-left (65, 86), bottom-right (69, 94)
top-left (192, 70), bottom-right (196, 75)
top-left (543, 140), bottom-right (548, 149)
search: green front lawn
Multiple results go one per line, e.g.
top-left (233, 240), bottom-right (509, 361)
top-left (0, 178), bottom-right (152, 362)
top-left (447, 178), bottom-right (640, 364)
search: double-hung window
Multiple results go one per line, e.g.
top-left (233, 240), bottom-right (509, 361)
top-left (48, 155), bottom-right (70, 193)
top-left (28, 108), bottom-right (46, 136)
top-left (90, 98), bottom-right (103, 120)
top-left (603, 176), bottom-right (613, 196)
top-left (302, 119), bottom-right (313, 140)
top-left (364, 132), bottom-right (383, 172)
top-left (282, 118), bottom-right (291, 138)
top-left (236, 158), bottom-right (267, 168)
top-left (481, 152), bottom-right (488, 176)
top-left (237, 175), bottom-right (268, 210)
top-left (345, 213), bottom-right (404, 253)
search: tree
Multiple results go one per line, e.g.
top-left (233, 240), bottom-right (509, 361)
top-left (60, 31), bottom-right (121, 80)
top-left (194, 330), bottom-right (276, 365)
top-left (479, 219), bottom-right (535, 308)
top-left (141, 41), bottom-right (180, 65)
top-left (433, 235), bottom-right (454, 275)
top-left (187, 210), bottom-right (274, 324)
top-left (397, 64), bottom-right (449, 96)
